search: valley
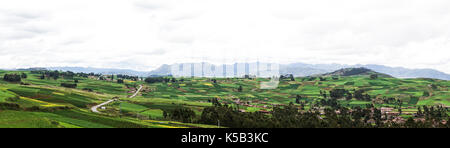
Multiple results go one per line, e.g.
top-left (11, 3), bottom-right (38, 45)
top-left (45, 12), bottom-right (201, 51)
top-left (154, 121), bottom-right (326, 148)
top-left (0, 68), bottom-right (449, 128)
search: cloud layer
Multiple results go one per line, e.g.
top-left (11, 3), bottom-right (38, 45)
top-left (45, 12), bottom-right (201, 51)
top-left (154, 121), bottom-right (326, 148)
top-left (1, 0), bottom-right (449, 73)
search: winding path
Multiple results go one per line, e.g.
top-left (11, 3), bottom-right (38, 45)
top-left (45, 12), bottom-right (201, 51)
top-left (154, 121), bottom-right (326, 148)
top-left (129, 85), bottom-right (143, 98)
top-left (91, 99), bottom-right (118, 113)
top-left (91, 85), bottom-right (143, 113)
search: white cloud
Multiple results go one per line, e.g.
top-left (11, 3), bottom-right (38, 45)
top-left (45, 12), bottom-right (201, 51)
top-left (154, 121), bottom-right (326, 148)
top-left (0, 0), bottom-right (449, 73)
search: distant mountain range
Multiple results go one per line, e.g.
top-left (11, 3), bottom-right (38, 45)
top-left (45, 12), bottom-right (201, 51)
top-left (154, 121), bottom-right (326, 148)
top-left (46, 67), bottom-right (150, 76)
top-left (279, 63), bottom-right (450, 80)
top-left (13, 63), bottom-right (450, 80)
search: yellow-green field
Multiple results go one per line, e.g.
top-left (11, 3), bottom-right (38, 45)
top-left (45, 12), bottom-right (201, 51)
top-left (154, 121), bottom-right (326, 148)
top-left (0, 70), bottom-right (449, 128)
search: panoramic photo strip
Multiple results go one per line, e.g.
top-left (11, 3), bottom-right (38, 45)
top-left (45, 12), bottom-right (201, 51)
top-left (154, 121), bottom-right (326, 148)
top-left (0, 0), bottom-right (449, 146)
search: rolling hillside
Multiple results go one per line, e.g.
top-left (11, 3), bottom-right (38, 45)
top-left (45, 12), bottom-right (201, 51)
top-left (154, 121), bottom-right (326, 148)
top-left (317, 67), bottom-right (393, 78)
top-left (1, 69), bottom-right (448, 128)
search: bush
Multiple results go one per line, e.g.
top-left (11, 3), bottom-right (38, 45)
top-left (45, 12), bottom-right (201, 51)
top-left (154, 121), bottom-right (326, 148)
top-left (145, 77), bottom-right (165, 83)
top-left (163, 106), bottom-right (196, 123)
top-left (0, 102), bottom-right (21, 110)
top-left (82, 88), bottom-right (93, 92)
top-left (117, 79), bottom-right (124, 83)
top-left (3, 74), bottom-right (21, 82)
top-left (61, 83), bottom-right (77, 88)
top-left (6, 96), bottom-right (20, 102)
top-left (20, 82), bottom-right (30, 85)
top-left (329, 89), bottom-right (348, 99)
top-left (21, 73), bottom-right (27, 78)
top-left (24, 106), bottom-right (41, 111)
top-left (370, 74), bottom-right (378, 79)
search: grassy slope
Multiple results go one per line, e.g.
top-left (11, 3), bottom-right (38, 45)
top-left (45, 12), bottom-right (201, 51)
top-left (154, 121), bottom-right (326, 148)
top-left (0, 71), bottom-right (449, 128)
top-left (137, 75), bottom-right (449, 114)
top-left (0, 71), bottom-right (214, 128)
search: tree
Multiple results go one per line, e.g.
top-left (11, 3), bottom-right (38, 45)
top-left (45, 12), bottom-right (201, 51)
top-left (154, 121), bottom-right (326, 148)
top-left (295, 95), bottom-right (302, 104)
top-left (289, 74), bottom-right (295, 81)
top-left (354, 89), bottom-right (365, 100)
top-left (345, 92), bottom-right (352, 100)
top-left (61, 83), bottom-right (77, 88)
top-left (417, 106), bottom-right (423, 118)
top-left (165, 107), bottom-right (196, 123)
top-left (370, 74), bottom-right (378, 79)
top-left (3, 74), bottom-right (21, 82)
top-left (21, 73), bottom-right (27, 78)
top-left (330, 89), bottom-right (348, 99)
top-left (397, 100), bottom-right (403, 115)
top-left (210, 98), bottom-right (221, 107)
top-left (53, 74), bottom-right (59, 80)
top-left (117, 79), bottom-right (124, 84)
top-left (237, 85), bottom-right (243, 92)
top-left (163, 110), bottom-right (168, 119)
top-left (145, 77), bottom-right (164, 83)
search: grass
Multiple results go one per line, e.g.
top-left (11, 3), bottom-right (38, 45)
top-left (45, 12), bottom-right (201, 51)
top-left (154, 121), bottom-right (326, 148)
top-left (0, 110), bottom-right (60, 128)
top-left (119, 102), bottom-right (148, 113)
top-left (1, 70), bottom-right (449, 128)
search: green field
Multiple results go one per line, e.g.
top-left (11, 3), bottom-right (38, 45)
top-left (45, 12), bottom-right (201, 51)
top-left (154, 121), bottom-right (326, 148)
top-left (0, 70), bottom-right (449, 128)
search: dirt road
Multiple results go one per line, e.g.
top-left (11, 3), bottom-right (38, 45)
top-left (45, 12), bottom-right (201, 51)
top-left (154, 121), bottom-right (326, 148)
top-left (91, 85), bottom-right (143, 113)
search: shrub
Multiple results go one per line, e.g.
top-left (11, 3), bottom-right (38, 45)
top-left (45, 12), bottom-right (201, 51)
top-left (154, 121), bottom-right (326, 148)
top-left (82, 88), bottom-right (93, 92)
top-left (20, 82), bottom-right (30, 85)
top-left (0, 102), bottom-right (21, 110)
top-left (61, 83), bottom-right (77, 88)
top-left (145, 77), bottom-right (165, 83)
top-left (163, 106), bottom-right (196, 123)
top-left (21, 73), bottom-right (27, 78)
top-left (370, 74), bottom-right (378, 79)
top-left (24, 106), bottom-right (41, 111)
top-left (6, 96), bottom-right (20, 102)
top-left (3, 74), bottom-right (21, 82)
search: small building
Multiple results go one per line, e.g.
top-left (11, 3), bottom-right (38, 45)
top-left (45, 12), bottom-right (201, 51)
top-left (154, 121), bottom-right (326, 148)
top-left (258, 110), bottom-right (271, 114)
top-left (380, 107), bottom-right (394, 113)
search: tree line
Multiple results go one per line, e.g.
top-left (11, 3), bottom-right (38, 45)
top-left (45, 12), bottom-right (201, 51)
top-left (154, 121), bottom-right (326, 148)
top-left (2, 73), bottom-right (26, 82)
top-left (162, 98), bottom-right (449, 128)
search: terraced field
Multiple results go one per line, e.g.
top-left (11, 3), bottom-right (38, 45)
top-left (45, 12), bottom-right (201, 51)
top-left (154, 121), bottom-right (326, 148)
top-left (0, 70), bottom-right (449, 128)
top-left (0, 71), bottom-right (215, 128)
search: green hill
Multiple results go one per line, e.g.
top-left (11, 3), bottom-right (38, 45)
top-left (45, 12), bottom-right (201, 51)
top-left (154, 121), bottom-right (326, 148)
top-left (318, 67), bottom-right (393, 78)
top-left (0, 70), bottom-right (449, 128)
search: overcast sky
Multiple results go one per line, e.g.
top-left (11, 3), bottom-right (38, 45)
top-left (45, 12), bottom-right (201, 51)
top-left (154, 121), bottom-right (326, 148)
top-left (1, 0), bottom-right (449, 73)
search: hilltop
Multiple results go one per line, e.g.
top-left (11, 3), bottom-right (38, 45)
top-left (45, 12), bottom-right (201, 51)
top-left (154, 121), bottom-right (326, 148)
top-left (318, 67), bottom-right (393, 78)
top-left (281, 63), bottom-right (450, 80)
